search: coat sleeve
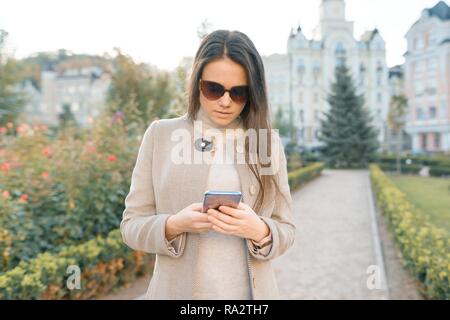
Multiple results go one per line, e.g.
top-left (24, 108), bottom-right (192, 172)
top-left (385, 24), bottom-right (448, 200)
top-left (247, 132), bottom-right (296, 260)
top-left (120, 120), bottom-right (186, 258)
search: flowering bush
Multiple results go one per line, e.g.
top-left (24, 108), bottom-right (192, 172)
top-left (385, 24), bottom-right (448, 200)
top-left (0, 229), bottom-right (153, 300)
top-left (0, 114), bottom-right (145, 272)
top-left (370, 164), bottom-right (450, 299)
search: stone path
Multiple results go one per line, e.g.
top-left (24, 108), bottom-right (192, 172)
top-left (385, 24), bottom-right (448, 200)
top-left (272, 169), bottom-right (422, 299)
top-left (100, 169), bottom-right (422, 300)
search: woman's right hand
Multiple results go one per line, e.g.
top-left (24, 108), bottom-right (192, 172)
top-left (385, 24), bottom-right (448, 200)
top-left (165, 203), bottom-right (212, 240)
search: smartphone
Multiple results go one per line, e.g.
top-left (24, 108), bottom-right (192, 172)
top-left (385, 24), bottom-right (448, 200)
top-left (202, 190), bottom-right (242, 213)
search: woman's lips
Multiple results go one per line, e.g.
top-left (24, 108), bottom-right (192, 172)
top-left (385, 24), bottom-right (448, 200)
top-left (214, 110), bottom-right (232, 118)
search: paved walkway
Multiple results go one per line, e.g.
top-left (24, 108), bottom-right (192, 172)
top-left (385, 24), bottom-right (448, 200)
top-left (100, 169), bottom-right (422, 300)
top-left (273, 169), bottom-right (389, 299)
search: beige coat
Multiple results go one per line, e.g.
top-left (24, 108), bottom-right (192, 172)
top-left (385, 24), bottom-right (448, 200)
top-left (120, 113), bottom-right (296, 299)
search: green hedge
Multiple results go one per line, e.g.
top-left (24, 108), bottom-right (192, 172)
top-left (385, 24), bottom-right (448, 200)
top-left (0, 229), bottom-right (153, 300)
top-left (429, 166), bottom-right (450, 178)
top-left (376, 154), bottom-right (450, 166)
top-left (377, 163), bottom-right (422, 175)
top-left (376, 154), bottom-right (450, 177)
top-left (369, 164), bottom-right (450, 299)
top-left (288, 162), bottom-right (325, 190)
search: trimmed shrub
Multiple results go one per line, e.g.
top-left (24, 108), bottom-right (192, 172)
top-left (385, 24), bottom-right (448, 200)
top-left (429, 166), bottom-right (450, 178)
top-left (369, 164), bottom-right (450, 299)
top-left (288, 162), bottom-right (324, 191)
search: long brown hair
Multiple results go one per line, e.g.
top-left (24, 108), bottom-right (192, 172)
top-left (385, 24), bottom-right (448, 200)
top-left (186, 30), bottom-right (280, 213)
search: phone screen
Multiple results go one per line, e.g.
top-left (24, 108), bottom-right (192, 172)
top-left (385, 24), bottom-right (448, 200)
top-left (202, 191), bottom-right (242, 213)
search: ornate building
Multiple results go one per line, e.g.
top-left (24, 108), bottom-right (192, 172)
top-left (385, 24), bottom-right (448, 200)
top-left (404, 1), bottom-right (450, 153)
top-left (263, 0), bottom-right (389, 150)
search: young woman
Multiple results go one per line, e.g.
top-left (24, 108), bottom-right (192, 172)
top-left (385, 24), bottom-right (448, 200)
top-left (120, 30), bottom-right (296, 300)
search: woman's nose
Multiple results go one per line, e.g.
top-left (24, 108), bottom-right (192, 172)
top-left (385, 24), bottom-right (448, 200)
top-left (218, 91), bottom-right (232, 106)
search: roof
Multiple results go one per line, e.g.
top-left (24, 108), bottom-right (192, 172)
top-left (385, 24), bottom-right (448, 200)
top-left (360, 29), bottom-right (379, 43)
top-left (426, 1), bottom-right (450, 20)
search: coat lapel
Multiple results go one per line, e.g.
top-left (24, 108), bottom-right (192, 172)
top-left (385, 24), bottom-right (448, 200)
top-left (178, 113), bottom-right (259, 214)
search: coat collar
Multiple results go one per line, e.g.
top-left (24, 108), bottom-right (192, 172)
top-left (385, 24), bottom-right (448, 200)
top-left (179, 112), bottom-right (258, 213)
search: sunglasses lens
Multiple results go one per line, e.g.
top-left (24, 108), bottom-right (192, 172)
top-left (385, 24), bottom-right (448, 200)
top-left (230, 86), bottom-right (248, 103)
top-left (201, 80), bottom-right (249, 103)
top-left (202, 81), bottom-right (224, 100)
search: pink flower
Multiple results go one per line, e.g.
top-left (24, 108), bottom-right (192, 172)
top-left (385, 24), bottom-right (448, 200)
top-left (41, 172), bottom-right (49, 178)
top-left (42, 147), bottom-right (51, 157)
top-left (87, 146), bottom-right (96, 153)
top-left (2, 190), bottom-right (10, 199)
top-left (107, 155), bottom-right (117, 163)
top-left (16, 123), bottom-right (30, 134)
top-left (19, 194), bottom-right (29, 203)
top-left (1, 162), bottom-right (11, 173)
top-left (0, 127), bottom-right (7, 134)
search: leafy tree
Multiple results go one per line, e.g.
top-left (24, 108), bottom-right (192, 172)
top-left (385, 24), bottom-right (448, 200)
top-left (58, 103), bottom-right (77, 129)
top-left (0, 29), bottom-right (27, 126)
top-left (106, 49), bottom-right (172, 131)
top-left (388, 94), bottom-right (408, 173)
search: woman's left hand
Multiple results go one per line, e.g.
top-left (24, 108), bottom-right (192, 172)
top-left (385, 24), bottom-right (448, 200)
top-left (206, 202), bottom-right (270, 242)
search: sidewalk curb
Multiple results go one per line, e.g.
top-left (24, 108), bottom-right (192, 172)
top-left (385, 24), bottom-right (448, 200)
top-left (366, 171), bottom-right (390, 300)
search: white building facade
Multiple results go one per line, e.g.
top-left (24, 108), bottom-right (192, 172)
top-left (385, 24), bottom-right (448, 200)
top-left (263, 0), bottom-right (390, 150)
top-left (23, 65), bottom-right (111, 128)
top-left (404, 1), bottom-right (450, 154)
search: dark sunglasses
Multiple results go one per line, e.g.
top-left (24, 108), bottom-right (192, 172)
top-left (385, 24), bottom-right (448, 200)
top-left (200, 79), bottom-right (249, 104)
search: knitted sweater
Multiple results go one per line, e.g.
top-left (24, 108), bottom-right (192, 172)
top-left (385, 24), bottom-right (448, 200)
top-left (193, 107), bottom-right (251, 299)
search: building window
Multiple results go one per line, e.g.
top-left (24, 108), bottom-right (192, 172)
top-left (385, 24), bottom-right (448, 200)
top-left (376, 61), bottom-right (383, 86)
top-left (314, 129), bottom-right (320, 139)
top-left (428, 58), bottom-right (437, 71)
top-left (314, 110), bottom-right (319, 121)
top-left (429, 106), bottom-right (437, 119)
top-left (441, 101), bottom-right (448, 119)
top-left (314, 93), bottom-right (319, 103)
top-left (417, 107), bottom-right (425, 120)
top-left (426, 78), bottom-right (437, 95)
top-left (421, 133), bottom-right (427, 149)
top-left (297, 59), bottom-right (305, 85)
top-left (299, 109), bottom-right (304, 122)
top-left (434, 133), bottom-right (441, 148)
top-left (313, 60), bottom-right (320, 85)
top-left (335, 42), bottom-right (346, 67)
top-left (377, 93), bottom-right (382, 103)
top-left (415, 80), bottom-right (423, 96)
top-left (414, 37), bottom-right (423, 51)
top-left (429, 34), bottom-right (437, 46)
top-left (359, 63), bottom-right (366, 85)
top-left (417, 61), bottom-right (424, 73)
top-left (424, 32), bottom-right (429, 49)
top-left (299, 92), bottom-right (303, 104)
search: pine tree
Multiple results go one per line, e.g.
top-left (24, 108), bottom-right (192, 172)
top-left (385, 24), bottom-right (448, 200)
top-left (319, 65), bottom-right (379, 168)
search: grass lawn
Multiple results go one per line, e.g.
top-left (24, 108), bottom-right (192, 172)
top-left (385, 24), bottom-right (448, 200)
top-left (387, 174), bottom-right (450, 233)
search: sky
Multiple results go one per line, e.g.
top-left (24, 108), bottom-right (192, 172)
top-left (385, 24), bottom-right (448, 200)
top-left (0, 0), bottom-right (445, 71)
